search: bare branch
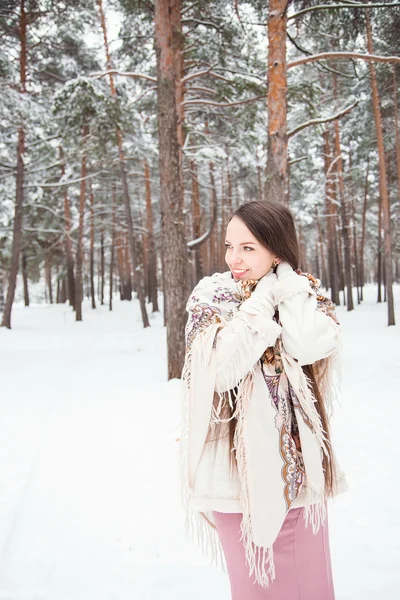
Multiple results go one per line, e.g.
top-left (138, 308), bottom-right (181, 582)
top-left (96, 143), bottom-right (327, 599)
top-left (24, 170), bottom-right (105, 189)
top-left (90, 70), bottom-right (157, 83)
top-left (185, 85), bottom-right (218, 95)
top-left (182, 68), bottom-right (231, 84)
top-left (288, 100), bottom-right (358, 138)
top-left (288, 155), bottom-right (307, 166)
top-left (288, 2), bottom-right (400, 20)
top-left (126, 86), bottom-right (157, 107)
top-left (182, 95), bottom-right (265, 108)
top-left (288, 52), bottom-right (400, 69)
top-left (286, 31), bottom-right (356, 78)
top-left (182, 18), bottom-right (221, 31)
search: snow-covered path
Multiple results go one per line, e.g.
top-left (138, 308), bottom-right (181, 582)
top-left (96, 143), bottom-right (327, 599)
top-left (0, 285), bottom-right (399, 599)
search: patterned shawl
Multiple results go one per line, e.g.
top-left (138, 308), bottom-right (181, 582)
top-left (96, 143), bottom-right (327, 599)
top-left (179, 270), bottom-right (341, 587)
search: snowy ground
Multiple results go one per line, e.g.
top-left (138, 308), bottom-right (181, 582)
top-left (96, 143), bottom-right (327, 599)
top-left (0, 284), bottom-right (399, 599)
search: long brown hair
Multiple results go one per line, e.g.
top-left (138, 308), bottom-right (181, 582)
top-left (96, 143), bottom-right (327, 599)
top-left (212, 200), bottom-right (336, 496)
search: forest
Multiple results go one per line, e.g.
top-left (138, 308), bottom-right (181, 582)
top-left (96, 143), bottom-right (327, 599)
top-left (1, 0), bottom-right (399, 378)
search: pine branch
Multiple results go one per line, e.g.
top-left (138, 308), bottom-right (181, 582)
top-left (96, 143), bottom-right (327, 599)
top-left (288, 100), bottom-right (358, 137)
top-left (288, 52), bottom-right (400, 69)
top-left (288, 2), bottom-right (400, 20)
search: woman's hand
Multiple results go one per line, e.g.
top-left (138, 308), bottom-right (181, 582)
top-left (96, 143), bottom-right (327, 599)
top-left (275, 261), bottom-right (295, 281)
top-left (252, 268), bottom-right (278, 297)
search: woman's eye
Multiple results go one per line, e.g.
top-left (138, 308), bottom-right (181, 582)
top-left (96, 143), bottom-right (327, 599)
top-left (244, 247), bottom-right (253, 251)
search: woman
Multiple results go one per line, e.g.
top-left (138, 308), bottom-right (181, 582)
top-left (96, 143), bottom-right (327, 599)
top-left (180, 200), bottom-right (347, 599)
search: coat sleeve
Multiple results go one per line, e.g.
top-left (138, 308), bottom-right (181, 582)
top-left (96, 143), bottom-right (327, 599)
top-left (185, 276), bottom-right (281, 393)
top-left (271, 265), bottom-right (340, 367)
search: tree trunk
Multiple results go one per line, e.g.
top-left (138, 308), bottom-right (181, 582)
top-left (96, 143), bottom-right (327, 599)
top-left (144, 160), bottom-right (159, 312)
top-left (350, 195), bottom-right (361, 304)
top-left (208, 162), bottom-right (218, 274)
top-left (97, 0), bottom-right (149, 327)
top-left (332, 80), bottom-right (354, 311)
top-left (2, 0), bottom-right (27, 328)
top-left (60, 148), bottom-right (75, 309)
top-left (75, 123), bottom-right (88, 321)
top-left (100, 208), bottom-right (105, 305)
top-left (191, 160), bottom-right (202, 282)
top-left (256, 148), bottom-right (263, 202)
top-left (155, 0), bottom-right (189, 379)
top-left (323, 130), bottom-right (340, 304)
top-left (366, 9), bottom-right (395, 325)
top-left (265, 0), bottom-right (288, 205)
top-left (44, 252), bottom-right (53, 304)
top-left (109, 184), bottom-right (116, 311)
top-left (393, 67), bottom-right (400, 204)
top-left (89, 184), bottom-right (96, 309)
top-left (2, 125), bottom-right (25, 329)
top-left (315, 206), bottom-right (327, 288)
top-left (359, 161), bottom-right (369, 301)
top-left (21, 251), bottom-right (29, 307)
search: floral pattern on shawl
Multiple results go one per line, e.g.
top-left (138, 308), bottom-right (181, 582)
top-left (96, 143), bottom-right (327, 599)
top-left (261, 361), bottom-right (305, 510)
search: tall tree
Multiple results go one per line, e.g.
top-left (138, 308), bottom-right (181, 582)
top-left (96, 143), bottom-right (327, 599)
top-left (155, 0), bottom-right (189, 378)
top-left (366, 8), bottom-right (395, 325)
top-left (1, 0), bottom-right (27, 329)
top-left (265, 0), bottom-right (288, 204)
top-left (97, 0), bottom-right (149, 327)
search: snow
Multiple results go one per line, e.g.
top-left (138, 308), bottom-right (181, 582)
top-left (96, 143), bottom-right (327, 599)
top-left (0, 285), bottom-right (399, 599)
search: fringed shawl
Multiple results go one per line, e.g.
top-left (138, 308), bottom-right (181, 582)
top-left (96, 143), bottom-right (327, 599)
top-left (179, 270), bottom-right (342, 587)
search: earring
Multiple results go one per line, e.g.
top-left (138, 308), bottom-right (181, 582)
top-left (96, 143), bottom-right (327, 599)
top-left (272, 259), bottom-right (278, 268)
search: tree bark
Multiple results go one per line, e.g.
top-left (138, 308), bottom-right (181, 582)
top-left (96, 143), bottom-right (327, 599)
top-left (75, 123), bottom-right (88, 322)
top-left (366, 9), bottom-right (395, 325)
top-left (100, 207), bottom-right (105, 305)
top-left (265, 0), bottom-right (288, 205)
top-left (315, 206), bottom-right (327, 287)
top-left (144, 160), bottom-right (159, 312)
top-left (332, 74), bottom-right (354, 311)
top-left (323, 130), bottom-right (340, 304)
top-left (392, 67), bottom-right (400, 224)
top-left (191, 160), bottom-right (201, 282)
top-left (44, 252), bottom-right (53, 304)
top-left (21, 251), bottom-right (29, 307)
top-left (89, 184), bottom-right (96, 309)
top-left (60, 147), bottom-right (75, 309)
top-left (109, 184), bottom-right (116, 311)
top-left (155, 0), bottom-right (189, 379)
top-left (359, 160), bottom-right (369, 301)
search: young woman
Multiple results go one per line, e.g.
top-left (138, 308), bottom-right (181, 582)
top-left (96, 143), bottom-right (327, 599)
top-left (180, 200), bottom-right (347, 599)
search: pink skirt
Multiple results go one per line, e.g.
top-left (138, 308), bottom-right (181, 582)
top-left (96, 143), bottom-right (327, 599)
top-left (213, 507), bottom-right (335, 600)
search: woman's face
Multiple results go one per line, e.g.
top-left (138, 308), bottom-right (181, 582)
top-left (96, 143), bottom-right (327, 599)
top-left (225, 216), bottom-right (279, 281)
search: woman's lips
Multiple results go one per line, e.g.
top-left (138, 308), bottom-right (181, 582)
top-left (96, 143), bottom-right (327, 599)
top-left (231, 268), bottom-right (249, 277)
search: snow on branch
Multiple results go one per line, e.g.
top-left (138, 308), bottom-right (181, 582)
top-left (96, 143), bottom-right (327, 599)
top-left (24, 170), bottom-right (104, 189)
top-left (288, 3), bottom-right (400, 20)
top-left (182, 68), bottom-right (232, 84)
top-left (90, 70), bottom-right (157, 83)
top-left (186, 85), bottom-right (218, 95)
top-left (288, 52), bottom-right (400, 69)
top-left (288, 100), bottom-right (358, 138)
top-left (182, 95), bottom-right (265, 108)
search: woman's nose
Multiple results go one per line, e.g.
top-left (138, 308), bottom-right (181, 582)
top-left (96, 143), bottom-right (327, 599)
top-left (232, 253), bottom-right (243, 264)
